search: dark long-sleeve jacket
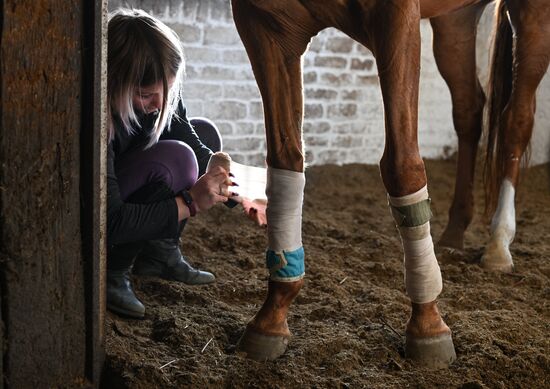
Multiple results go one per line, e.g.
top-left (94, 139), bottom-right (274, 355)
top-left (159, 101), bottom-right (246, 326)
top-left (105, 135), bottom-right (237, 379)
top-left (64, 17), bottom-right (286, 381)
top-left (107, 102), bottom-right (212, 246)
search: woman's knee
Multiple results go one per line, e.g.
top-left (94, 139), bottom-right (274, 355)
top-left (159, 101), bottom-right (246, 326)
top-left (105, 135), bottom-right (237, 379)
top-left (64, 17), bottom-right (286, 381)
top-left (190, 117), bottom-right (222, 152)
top-left (116, 140), bottom-right (198, 199)
top-left (152, 140), bottom-right (199, 191)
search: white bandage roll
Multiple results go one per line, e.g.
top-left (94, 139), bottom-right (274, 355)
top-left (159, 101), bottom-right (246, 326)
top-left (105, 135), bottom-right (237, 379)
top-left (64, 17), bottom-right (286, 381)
top-left (266, 167), bottom-right (305, 252)
top-left (389, 186), bottom-right (443, 304)
top-left (206, 152), bottom-right (231, 173)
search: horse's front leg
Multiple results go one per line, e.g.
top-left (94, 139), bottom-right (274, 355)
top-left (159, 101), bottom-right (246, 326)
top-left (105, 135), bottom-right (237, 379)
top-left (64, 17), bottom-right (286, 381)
top-left (371, 2), bottom-right (456, 368)
top-left (231, 0), bottom-right (321, 361)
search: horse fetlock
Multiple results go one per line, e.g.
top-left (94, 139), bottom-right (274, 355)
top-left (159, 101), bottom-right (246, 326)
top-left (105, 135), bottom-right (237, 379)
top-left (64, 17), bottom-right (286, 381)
top-left (438, 203), bottom-right (473, 250)
top-left (237, 279), bottom-right (302, 360)
top-left (438, 224), bottom-right (465, 251)
top-left (249, 279), bottom-right (303, 336)
top-left (406, 301), bottom-right (450, 338)
top-left (266, 279), bottom-right (303, 315)
top-left (248, 315), bottom-right (290, 338)
top-left (492, 226), bottom-right (515, 246)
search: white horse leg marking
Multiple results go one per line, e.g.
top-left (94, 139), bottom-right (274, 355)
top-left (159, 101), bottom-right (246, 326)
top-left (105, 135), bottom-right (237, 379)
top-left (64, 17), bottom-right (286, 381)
top-left (481, 179), bottom-right (515, 272)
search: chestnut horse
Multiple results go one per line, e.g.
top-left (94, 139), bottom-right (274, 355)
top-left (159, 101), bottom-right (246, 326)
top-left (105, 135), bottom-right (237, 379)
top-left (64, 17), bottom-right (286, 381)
top-left (231, 0), bottom-right (550, 366)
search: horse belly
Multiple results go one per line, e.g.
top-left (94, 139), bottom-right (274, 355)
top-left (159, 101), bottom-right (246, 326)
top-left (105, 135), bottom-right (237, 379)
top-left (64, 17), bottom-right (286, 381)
top-left (420, 0), bottom-right (488, 18)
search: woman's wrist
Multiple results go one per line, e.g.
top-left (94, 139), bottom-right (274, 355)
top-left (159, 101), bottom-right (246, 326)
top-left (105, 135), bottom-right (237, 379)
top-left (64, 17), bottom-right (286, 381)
top-left (175, 195), bottom-right (191, 221)
top-left (179, 190), bottom-right (197, 216)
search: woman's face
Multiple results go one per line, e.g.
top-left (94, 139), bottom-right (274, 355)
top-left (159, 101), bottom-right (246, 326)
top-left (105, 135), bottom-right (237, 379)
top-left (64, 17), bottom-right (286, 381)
top-left (132, 76), bottom-right (175, 114)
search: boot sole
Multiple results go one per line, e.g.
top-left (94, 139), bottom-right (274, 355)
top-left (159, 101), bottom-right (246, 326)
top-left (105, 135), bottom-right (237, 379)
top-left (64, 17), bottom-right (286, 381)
top-left (134, 268), bottom-right (216, 285)
top-left (107, 303), bottom-right (145, 319)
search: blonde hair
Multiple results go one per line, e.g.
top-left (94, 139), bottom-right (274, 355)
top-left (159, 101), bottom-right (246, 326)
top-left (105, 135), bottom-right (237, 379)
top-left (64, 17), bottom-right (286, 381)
top-left (108, 8), bottom-right (185, 148)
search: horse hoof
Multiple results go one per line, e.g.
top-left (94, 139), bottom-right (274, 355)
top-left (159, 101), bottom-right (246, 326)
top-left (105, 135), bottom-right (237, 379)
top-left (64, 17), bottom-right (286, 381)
top-left (236, 327), bottom-right (289, 361)
top-left (481, 245), bottom-right (514, 273)
top-left (481, 258), bottom-right (514, 272)
top-left (405, 333), bottom-right (456, 369)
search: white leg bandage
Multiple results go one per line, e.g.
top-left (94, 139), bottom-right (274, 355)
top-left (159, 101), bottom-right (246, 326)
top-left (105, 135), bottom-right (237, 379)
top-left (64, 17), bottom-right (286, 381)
top-left (389, 186), bottom-right (442, 304)
top-left (265, 167), bottom-right (306, 282)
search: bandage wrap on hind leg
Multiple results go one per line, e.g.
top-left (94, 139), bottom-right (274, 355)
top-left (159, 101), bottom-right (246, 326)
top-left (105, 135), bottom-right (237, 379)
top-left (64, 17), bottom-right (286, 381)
top-left (265, 167), bottom-right (306, 282)
top-left (388, 186), bottom-right (442, 303)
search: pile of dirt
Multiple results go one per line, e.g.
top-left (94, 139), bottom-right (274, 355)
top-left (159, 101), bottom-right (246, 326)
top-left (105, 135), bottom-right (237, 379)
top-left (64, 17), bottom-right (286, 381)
top-left (103, 159), bottom-right (550, 388)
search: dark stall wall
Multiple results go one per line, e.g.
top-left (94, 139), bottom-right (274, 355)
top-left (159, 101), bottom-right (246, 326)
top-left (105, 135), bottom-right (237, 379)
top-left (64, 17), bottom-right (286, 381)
top-left (1, 294), bottom-right (3, 389)
top-left (0, 0), bottom-right (4, 385)
top-left (0, 0), bottom-right (89, 387)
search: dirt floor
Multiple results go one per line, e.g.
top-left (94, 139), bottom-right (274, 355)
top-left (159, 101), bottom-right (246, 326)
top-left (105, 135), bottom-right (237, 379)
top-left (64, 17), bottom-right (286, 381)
top-left (102, 159), bottom-right (550, 389)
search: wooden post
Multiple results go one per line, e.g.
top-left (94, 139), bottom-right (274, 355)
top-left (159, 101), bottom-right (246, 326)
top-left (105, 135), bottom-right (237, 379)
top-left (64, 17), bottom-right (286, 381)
top-left (81, 0), bottom-right (107, 384)
top-left (0, 0), bottom-right (106, 387)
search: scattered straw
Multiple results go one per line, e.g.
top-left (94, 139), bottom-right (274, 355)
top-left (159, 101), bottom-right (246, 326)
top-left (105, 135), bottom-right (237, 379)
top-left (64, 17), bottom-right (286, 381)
top-left (380, 317), bottom-right (402, 339)
top-left (159, 359), bottom-right (177, 370)
top-left (339, 277), bottom-right (348, 284)
top-left (201, 337), bottom-right (214, 353)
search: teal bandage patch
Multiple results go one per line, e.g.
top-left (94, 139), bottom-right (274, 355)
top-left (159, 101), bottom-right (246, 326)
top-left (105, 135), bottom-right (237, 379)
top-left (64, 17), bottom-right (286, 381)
top-left (390, 198), bottom-right (432, 227)
top-left (266, 247), bottom-right (305, 281)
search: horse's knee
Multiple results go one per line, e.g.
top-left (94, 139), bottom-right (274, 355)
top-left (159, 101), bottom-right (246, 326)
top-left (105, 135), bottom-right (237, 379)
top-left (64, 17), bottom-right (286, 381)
top-left (380, 153), bottom-right (426, 196)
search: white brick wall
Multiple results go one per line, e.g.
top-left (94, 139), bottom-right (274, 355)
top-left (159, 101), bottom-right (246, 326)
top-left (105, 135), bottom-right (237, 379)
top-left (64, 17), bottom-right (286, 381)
top-left (110, 0), bottom-right (550, 166)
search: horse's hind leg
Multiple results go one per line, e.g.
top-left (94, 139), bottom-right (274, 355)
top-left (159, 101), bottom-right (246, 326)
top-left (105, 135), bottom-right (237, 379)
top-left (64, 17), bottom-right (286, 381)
top-left (370, 2), bottom-right (456, 368)
top-left (482, 0), bottom-right (550, 271)
top-left (430, 4), bottom-right (487, 250)
top-left (231, 0), bottom-right (321, 361)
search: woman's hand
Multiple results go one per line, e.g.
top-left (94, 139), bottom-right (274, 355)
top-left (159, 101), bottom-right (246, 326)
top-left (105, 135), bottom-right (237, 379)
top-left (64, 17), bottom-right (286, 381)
top-left (241, 198), bottom-right (267, 227)
top-left (188, 166), bottom-right (236, 213)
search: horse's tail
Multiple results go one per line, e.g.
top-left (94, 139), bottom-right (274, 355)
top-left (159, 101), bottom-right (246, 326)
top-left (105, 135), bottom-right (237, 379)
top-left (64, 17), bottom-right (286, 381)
top-left (483, 0), bottom-right (516, 216)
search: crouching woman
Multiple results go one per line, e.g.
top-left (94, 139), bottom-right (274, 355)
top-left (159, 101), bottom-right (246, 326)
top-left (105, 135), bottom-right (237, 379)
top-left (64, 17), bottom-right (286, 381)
top-left (106, 9), bottom-right (235, 318)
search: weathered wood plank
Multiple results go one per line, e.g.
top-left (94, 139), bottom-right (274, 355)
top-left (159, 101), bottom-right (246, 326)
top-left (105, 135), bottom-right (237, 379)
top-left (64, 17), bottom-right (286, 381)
top-left (0, 1), bottom-right (87, 387)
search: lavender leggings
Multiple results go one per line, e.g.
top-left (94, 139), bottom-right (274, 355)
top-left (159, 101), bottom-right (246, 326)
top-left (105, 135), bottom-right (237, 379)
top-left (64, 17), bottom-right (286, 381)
top-left (116, 117), bottom-right (222, 201)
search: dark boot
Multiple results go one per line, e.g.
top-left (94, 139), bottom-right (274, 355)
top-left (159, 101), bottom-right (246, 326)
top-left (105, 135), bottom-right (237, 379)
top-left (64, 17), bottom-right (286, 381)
top-left (107, 268), bottom-right (145, 318)
top-left (134, 239), bottom-right (216, 285)
top-left (107, 242), bottom-right (146, 318)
